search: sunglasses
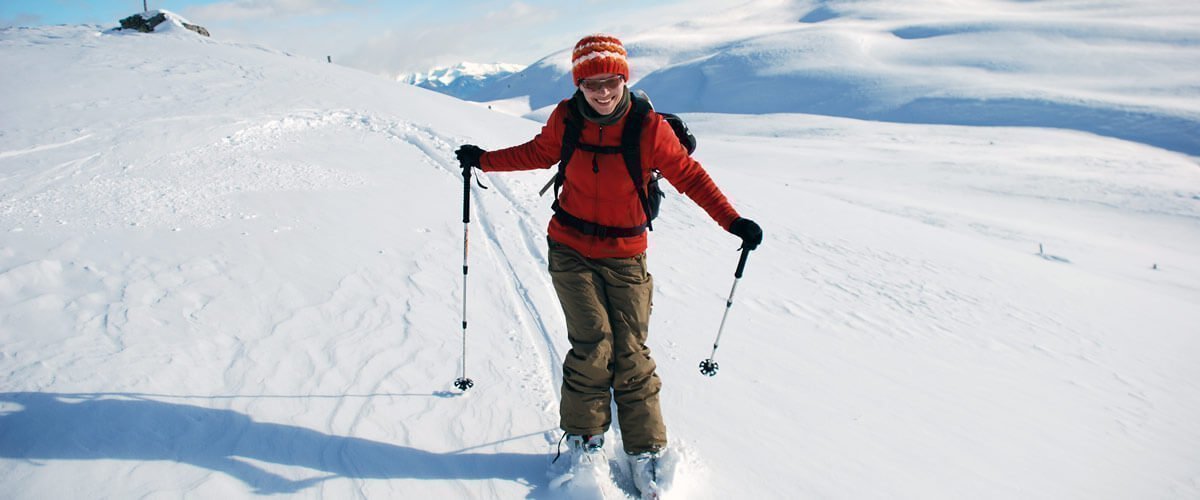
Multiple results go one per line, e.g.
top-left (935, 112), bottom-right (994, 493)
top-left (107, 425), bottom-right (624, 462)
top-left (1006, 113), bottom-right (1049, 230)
top-left (579, 75), bottom-right (625, 92)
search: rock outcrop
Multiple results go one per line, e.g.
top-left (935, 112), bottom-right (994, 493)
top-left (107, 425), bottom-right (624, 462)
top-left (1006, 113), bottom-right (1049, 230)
top-left (118, 11), bottom-right (209, 37)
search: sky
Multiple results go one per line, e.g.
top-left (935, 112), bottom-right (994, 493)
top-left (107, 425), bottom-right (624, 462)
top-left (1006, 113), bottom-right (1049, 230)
top-left (0, 0), bottom-right (736, 76)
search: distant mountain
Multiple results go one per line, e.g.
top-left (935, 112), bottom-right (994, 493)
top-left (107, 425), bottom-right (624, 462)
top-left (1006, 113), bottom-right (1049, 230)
top-left (456, 0), bottom-right (1200, 155)
top-left (396, 62), bottom-right (526, 100)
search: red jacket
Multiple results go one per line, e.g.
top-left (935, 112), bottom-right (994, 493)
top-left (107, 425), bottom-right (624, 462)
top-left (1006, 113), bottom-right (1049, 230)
top-left (481, 99), bottom-right (740, 259)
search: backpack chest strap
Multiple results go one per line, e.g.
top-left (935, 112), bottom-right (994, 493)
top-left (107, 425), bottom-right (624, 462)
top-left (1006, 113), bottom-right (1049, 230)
top-left (574, 143), bottom-right (624, 155)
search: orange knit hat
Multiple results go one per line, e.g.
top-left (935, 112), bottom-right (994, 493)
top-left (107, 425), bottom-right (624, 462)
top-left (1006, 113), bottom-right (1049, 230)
top-left (571, 34), bottom-right (629, 84)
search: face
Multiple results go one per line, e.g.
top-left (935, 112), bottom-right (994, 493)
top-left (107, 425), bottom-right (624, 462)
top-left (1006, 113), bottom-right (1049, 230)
top-left (579, 73), bottom-right (625, 115)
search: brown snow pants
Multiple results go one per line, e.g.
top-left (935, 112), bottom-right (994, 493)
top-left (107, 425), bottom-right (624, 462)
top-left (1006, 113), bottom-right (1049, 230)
top-left (548, 238), bottom-right (666, 454)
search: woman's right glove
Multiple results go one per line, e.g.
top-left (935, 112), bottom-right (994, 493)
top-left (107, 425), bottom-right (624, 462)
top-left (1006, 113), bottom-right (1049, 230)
top-left (728, 217), bottom-right (763, 250)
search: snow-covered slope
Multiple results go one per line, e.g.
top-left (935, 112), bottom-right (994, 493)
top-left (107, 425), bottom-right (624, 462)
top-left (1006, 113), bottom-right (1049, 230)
top-left (2, 7), bottom-right (1200, 500)
top-left (469, 0), bottom-right (1200, 155)
top-left (397, 62), bottom-right (526, 100)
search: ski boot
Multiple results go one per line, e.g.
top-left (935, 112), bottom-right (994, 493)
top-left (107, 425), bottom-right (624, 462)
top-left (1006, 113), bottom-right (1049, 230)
top-left (628, 449), bottom-right (663, 499)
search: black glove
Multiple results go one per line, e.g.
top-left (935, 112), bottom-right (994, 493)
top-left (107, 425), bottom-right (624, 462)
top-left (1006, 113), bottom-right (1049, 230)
top-left (729, 217), bottom-right (763, 250)
top-left (455, 144), bottom-right (485, 174)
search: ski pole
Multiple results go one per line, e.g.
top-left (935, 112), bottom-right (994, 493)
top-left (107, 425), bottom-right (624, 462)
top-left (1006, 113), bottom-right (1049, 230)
top-left (700, 247), bottom-right (751, 377)
top-left (454, 162), bottom-right (480, 392)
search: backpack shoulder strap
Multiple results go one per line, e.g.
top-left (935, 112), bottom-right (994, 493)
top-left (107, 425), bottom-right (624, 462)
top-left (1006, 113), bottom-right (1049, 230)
top-left (556, 102), bottom-right (585, 200)
top-left (621, 94), bottom-right (654, 230)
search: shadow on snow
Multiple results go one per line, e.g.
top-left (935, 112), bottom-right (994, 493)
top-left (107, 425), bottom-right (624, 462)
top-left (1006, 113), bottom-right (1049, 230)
top-left (0, 392), bottom-right (554, 496)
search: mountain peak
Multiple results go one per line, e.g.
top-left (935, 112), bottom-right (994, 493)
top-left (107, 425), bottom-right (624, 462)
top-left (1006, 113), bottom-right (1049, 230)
top-left (398, 61), bottom-right (525, 86)
top-left (397, 62), bottom-right (526, 91)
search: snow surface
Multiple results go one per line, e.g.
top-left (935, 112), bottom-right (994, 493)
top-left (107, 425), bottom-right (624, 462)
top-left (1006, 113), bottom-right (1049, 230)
top-left (2, 2), bottom-right (1200, 499)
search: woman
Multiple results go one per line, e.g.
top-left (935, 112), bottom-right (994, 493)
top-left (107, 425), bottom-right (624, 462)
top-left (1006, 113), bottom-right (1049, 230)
top-left (455, 34), bottom-right (762, 492)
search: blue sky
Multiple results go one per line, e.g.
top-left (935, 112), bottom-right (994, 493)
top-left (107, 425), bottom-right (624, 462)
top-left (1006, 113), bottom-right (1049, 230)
top-left (0, 0), bottom-right (732, 75)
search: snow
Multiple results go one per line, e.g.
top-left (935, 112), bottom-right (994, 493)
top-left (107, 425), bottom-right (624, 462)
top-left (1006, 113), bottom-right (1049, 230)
top-left (2, 1), bottom-right (1200, 499)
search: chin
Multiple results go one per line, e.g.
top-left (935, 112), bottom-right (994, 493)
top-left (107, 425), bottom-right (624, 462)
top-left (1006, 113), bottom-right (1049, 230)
top-left (591, 102), bottom-right (617, 115)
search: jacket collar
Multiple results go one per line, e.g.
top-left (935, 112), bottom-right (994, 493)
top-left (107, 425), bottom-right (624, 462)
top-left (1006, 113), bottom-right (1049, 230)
top-left (572, 87), bottom-right (631, 127)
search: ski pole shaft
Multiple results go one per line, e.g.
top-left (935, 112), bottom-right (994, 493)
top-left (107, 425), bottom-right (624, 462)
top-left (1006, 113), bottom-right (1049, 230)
top-left (462, 212), bottom-right (468, 379)
top-left (700, 247), bottom-right (751, 376)
top-left (709, 248), bottom-right (748, 358)
top-left (455, 165), bottom-right (475, 391)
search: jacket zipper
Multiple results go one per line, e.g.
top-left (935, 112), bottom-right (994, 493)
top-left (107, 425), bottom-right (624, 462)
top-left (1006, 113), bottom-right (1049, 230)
top-left (593, 126), bottom-right (602, 173)
top-left (589, 125), bottom-right (602, 253)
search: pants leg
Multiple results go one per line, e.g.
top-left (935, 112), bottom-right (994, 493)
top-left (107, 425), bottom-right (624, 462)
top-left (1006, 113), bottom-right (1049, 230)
top-left (550, 240), bottom-right (614, 436)
top-left (548, 238), bottom-right (666, 454)
top-left (604, 253), bottom-right (666, 454)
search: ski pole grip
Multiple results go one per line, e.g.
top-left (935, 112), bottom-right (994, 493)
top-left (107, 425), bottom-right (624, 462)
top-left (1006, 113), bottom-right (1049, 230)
top-left (462, 164), bottom-right (472, 223)
top-left (735, 247), bottom-right (750, 279)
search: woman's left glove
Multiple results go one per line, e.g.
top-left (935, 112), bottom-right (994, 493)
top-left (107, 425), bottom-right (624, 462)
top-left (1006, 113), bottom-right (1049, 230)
top-left (455, 145), bottom-right (485, 174)
top-left (728, 217), bottom-right (763, 250)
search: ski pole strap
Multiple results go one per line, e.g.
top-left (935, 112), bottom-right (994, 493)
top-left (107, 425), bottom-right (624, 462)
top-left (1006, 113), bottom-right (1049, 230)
top-left (551, 433), bottom-right (568, 464)
top-left (735, 247), bottom-right (750, 279)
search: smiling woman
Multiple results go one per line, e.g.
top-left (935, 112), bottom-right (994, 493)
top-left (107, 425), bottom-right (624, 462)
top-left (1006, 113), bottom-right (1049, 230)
top-left (453, 32), bottom-right (761, 497)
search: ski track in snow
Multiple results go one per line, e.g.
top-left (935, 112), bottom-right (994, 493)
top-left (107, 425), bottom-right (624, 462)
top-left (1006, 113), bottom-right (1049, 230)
top-left (469, 174), bottom-right (564, 386)
top-left (220, 109), bottom-right (572, 488)
top-left (0, 133), bottom-right (94, 160)
top-left (412, 119), bottom-right (566, 411)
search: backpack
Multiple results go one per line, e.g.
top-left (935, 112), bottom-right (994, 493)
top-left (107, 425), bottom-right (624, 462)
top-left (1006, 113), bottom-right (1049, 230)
top-left (541, 90), bottom-right (697, 238)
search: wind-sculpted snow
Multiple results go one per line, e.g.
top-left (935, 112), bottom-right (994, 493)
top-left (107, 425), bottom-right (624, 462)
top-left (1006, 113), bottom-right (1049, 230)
top-left (2, 12), bottom-right (1200, 500)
